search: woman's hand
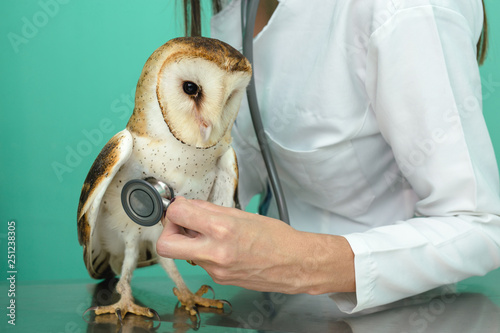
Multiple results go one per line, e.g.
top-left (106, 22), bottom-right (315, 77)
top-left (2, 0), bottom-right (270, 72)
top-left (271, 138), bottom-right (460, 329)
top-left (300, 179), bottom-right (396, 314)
top-left (156, 197), bottom-right (356, 294)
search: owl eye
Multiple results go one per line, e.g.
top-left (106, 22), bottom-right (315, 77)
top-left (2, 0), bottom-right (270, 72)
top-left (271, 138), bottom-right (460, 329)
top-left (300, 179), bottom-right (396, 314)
top-left (183, 81), bottom-right (200, 96)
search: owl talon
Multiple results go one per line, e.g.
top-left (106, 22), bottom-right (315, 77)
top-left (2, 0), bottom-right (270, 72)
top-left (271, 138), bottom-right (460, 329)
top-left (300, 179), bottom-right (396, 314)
top-left (194, 285), bottom-right (215, 299)
top-left (174, 285), bottom-right (229, 318)
top-left (82, 306), bottom-right (99, 323)
top-left (219, 299), bottom-right (233, 314)
top-left (194, 306), bottom-right (201, 323)
top-left (115, 308), bottom-right (123, 325)
top-left (82, 300), bottom-right (156, 323)
top-left (148, 308), bottom-right (161, 323)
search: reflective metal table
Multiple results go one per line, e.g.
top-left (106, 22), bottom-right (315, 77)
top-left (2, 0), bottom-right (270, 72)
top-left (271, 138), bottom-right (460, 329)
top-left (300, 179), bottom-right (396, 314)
top-left (2, 267), bottom-right (499, 332)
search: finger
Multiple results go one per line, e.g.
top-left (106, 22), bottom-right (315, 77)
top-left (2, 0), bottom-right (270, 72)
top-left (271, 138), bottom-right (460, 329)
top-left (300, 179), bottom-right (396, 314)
top-left (184, 228), bottom-right (200, 238)
top-left (161, 196), bottom-right (182, 227)
top-left (157, 199), bottom-right (215, 260)
top-left (189, 199), bottom-right (243, 217)
top-left (156, 229), bottom-right (204, 260)
top-left (158, 214), bottom-right (197, 248)
top-left (165, 197), bottom-right (213, 235)
top-left (190, 199), bottom-right (269, 226)
top-left (164, 216), bottom-right (199, 238)
top-left (162, 215), bottom-right (184, 237)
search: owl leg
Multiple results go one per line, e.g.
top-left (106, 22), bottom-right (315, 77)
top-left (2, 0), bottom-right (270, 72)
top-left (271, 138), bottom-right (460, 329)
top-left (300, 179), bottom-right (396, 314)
top-left (158, 257), bottom-right (230, 316)
top-left (86, 240), bottom-right (159, 322)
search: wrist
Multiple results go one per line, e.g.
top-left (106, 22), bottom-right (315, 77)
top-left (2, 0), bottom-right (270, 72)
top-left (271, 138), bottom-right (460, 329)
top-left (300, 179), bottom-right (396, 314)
top-left (292, 232), bottom-right (356, 295)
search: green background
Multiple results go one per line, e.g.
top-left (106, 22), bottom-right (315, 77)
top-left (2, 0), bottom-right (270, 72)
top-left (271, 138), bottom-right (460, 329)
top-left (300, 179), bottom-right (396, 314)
top-left (0, 0), bottom-right (499, 285)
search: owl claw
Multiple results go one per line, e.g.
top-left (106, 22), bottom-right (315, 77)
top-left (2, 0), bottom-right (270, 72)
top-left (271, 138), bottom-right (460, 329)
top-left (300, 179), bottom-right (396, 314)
top-left (82, 306), bottom-right (99, 323)
top-left (202, 285), bottom-right (215, 299)
top-left (174, 284), bottom-right (230, 320)
top-left (194, 306), bottom-right (201, 323)
top-left (219, 299), bottom-right (233, 314)
top-left (115, 308), bottom-right (123, 325)
top-left (148, 308), bottom-right (162, 324)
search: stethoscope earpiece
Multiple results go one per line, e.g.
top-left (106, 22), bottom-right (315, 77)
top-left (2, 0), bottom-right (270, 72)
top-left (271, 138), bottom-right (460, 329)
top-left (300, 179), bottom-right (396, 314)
top-left (121, 177), bottom-right (174, 226)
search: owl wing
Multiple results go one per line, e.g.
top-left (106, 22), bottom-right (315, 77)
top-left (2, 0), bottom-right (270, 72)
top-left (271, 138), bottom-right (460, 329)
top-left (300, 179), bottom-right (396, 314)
top-left (77, 129), bottom-right (133, 279)
top-left (207, 146), bottom-right (239, 208)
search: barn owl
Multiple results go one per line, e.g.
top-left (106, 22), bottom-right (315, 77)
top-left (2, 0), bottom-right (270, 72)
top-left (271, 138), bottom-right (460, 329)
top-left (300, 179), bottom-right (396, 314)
top-left (77, 37), bottom-right (252, 321)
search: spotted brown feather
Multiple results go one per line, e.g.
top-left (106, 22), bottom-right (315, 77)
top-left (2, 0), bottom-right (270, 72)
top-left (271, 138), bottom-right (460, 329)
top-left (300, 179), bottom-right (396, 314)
top-left (77, 134), bottom-right (123, 245)
top-left (76, 130), bottom-right (133, 279)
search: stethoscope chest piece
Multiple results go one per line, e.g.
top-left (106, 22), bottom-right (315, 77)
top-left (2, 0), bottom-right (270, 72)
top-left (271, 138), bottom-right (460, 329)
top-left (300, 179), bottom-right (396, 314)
top-left (121, 177), bottom-right (174, 226)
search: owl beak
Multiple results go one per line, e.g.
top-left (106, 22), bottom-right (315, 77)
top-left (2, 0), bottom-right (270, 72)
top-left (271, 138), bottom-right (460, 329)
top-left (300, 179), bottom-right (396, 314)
top-left (199, 121), bottom-right (212, 143)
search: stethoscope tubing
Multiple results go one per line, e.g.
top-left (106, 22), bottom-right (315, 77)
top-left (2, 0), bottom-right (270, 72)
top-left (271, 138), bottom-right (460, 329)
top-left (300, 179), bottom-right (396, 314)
top-left (241, 0), bottom-right (290, 224)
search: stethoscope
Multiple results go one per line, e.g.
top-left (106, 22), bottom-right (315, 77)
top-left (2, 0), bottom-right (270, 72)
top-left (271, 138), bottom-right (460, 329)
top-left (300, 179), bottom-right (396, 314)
top-left (121, 178), bottom-right (174, 226)
top-left (121, 0), bottom-right (290, 227)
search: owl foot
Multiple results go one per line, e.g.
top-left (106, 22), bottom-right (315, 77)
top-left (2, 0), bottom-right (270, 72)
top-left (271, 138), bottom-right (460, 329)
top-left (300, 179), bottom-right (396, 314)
top-left (173, 285), bottom-right (231, 317)
top-left (83, 300), bottom-right (160, 324)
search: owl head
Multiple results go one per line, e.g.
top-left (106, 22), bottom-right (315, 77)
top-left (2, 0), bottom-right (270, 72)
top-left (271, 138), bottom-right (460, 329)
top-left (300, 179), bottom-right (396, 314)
top-left (128, 37), bottom-right (252, 148)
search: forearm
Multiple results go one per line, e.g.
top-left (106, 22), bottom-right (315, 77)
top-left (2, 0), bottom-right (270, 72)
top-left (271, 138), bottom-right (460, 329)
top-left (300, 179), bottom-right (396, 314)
top-left (203, 215), bottom-right (356, 295)
top-left (265, 229), bottom-right (356, 294)
top-left (157, 197), bottom-right (356, 295)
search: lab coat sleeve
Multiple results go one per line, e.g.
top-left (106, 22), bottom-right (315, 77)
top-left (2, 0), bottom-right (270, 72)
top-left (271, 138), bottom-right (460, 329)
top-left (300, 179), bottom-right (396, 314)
top-left (334, 5), bottom-right (500, 313)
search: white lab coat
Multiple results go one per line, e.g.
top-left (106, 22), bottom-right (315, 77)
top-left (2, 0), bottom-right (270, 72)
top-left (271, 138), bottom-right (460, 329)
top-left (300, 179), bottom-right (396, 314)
top-left (211, 0), bottom-right (500, 313)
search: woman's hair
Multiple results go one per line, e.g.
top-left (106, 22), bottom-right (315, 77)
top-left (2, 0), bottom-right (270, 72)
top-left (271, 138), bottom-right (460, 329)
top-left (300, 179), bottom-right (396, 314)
top-left (477, 0), bottom-right (489, 65)
top-left (182, 0), bottom-right (489, 65)
top-left (182, 0), bottom-right (221, 37)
